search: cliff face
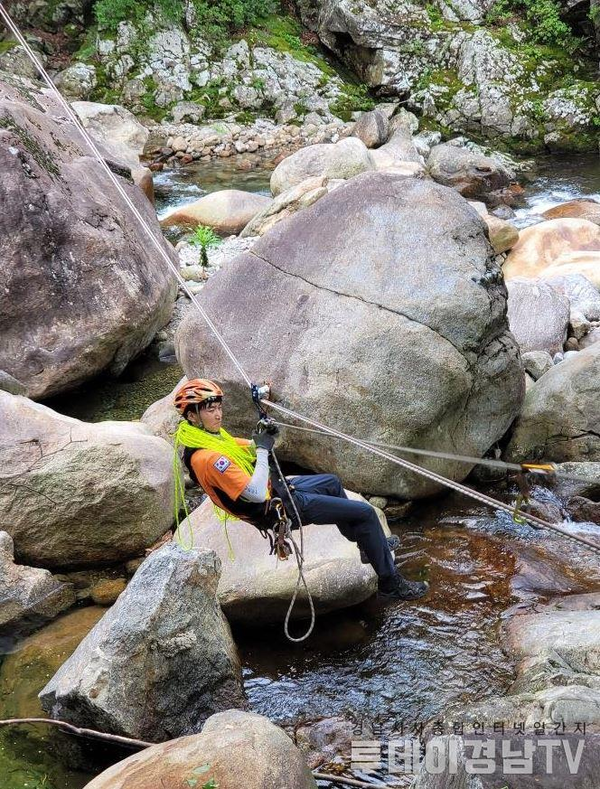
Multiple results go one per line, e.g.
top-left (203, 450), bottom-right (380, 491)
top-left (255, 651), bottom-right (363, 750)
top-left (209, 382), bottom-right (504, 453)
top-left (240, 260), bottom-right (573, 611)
top-left (0, 0), bottom-right (598, 151)
top-left (295, 0), bottom-right (600, 152)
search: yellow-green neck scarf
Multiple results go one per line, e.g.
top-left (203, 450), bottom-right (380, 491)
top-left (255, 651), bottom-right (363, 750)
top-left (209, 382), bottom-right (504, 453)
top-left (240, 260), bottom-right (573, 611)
top-left (172, 420), bottom-right (257, 552)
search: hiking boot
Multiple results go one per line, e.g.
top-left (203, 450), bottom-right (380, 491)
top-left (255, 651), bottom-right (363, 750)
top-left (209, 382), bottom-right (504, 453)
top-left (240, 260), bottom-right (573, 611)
top-left (377, 570), bottom-right (429, 602)
top-left (360, 534), bottom-right (400, 564)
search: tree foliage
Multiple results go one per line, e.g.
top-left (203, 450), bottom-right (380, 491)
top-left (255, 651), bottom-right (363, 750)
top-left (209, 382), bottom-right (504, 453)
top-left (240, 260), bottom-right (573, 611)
top-left (94, 0), bottom-right (276, 42)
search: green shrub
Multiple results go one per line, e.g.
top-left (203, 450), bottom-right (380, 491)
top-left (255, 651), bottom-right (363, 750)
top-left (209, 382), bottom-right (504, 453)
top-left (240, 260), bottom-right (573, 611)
top-left (486, 0), bottom-right (579, 48)
top-left (93, 0), bottom-right (276, 44)
top-left (190, 225), bottom-right (221, 267)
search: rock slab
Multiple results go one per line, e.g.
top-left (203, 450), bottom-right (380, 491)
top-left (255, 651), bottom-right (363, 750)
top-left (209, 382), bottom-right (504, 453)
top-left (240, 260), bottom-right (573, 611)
top-left (39, 544), bottom-right (247, 742)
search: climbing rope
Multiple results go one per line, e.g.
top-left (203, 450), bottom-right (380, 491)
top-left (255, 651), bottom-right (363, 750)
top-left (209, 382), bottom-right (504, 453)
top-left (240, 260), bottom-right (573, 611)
top-left (2, 4), bottom-right (598, 651)
top-left (260, 400), bottom-right (600, 555)
top-left (271, 421), bottom-right (598, 486)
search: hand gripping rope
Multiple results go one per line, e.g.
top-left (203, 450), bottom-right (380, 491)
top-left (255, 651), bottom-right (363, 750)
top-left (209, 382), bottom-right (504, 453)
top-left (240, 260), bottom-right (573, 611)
top-left (2, 2), bottom-right (598, 647)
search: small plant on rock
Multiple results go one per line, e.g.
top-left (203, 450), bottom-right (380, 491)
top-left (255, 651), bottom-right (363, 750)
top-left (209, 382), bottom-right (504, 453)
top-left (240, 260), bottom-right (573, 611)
top-left (191, 225), bottom-right (221, 268)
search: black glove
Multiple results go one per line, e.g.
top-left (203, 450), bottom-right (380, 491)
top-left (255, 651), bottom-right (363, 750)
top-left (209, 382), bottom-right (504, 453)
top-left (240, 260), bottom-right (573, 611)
top-left (252, 430), bottom-right (276, 452)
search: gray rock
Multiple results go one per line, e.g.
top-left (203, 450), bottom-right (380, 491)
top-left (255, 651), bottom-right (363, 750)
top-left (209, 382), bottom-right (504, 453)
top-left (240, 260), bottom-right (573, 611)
top-left (54, 63), bottom-right (97, 100)
top-left (522, 351), bottom-right (554, 381)
top-left (39, 544), bottom-right (247, 742)
top-left (427, 143), bottom-right (512, 202)
top-left (176, 172), bottom-right (523, 498)
top-left (507, 278), bottom-right (570, 355)
top-left (546, 273), bottom-right (600, 322)
top-left (270, 137), bottom-right (374, 196)
top-left (554, 462), bottom-right (600, 499)
top-left (81, 710), bottom-right (317, 789)
top-left (178, 492), bottom-right (389, 623)
top-left (0, 369), bottom-right (26, 395)
top-left (171, 100), bottom-right (205, 124)
top-left (370, 129), bottom-right (423, 169)
top-left (0, 80), bottom-right (176, 399)
top-left (71, 101), bottom-right (149, 168)
top-left (141, 377), bottom-right (185, 444)
top-left (0, 531), bottom-right (75, 636)
top-left (241, 175), bottom-right (331, 237)
top-left (352, 109), bottom-right (390, 148)
top-left (505, 343), bottom-right (600, 463)
top-left (581, 327), bottom-right (600, 349)
top-left (0, 391), bottom-right (174, 569)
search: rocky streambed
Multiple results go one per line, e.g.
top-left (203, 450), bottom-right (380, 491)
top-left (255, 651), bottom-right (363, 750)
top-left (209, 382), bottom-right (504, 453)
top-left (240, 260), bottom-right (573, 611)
top-left (0, 152), bottom-right (599, 788)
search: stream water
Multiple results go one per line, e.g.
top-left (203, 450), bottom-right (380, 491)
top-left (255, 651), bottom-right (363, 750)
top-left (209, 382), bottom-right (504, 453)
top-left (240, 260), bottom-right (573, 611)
top-left (2, 152), bottom-right (600, 789)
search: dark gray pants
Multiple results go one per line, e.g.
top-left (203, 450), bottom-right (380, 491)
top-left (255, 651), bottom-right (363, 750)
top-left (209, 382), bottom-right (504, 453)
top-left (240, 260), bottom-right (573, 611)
top-left (289, 473), bottom-right (396, 579)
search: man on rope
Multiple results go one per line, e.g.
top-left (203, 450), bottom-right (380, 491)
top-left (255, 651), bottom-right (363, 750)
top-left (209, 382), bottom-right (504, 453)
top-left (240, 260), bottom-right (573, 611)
top-left (173, 378), bottom-right (429, 602)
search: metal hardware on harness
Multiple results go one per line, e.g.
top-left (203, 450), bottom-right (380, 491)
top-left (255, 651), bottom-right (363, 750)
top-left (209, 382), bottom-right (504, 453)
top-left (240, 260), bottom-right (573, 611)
top-left (251, 383), bottom-right (271, 419)
top-left (271, 498), bottom-right (293, 561)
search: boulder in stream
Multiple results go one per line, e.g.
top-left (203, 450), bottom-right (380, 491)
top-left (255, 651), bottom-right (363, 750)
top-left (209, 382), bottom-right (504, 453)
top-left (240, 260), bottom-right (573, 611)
top-left (39, 544), bottom-right (247, 742)
top-left (0, 531), bottom-right (75, 636)
top-left (82, 710), bottom-right (317, 789)
top-left (0, 391), bottom-right (174, 569)
top-left (506, 278), bottom-right (570, 356)
top-left (161, 189), bottom-right (272, 234)
top-left (505, 343), bottom-right (600, 464)
top-left (177, 491), bottom-right (390, 623)
top-left (427, 143), bottom-right (512, 202)
top-left (0, 79), bottom-right (177, 400)
top-left (176, 172), bottom-right (524, 498)
top-left (503, 219), bottom-right (600, 281)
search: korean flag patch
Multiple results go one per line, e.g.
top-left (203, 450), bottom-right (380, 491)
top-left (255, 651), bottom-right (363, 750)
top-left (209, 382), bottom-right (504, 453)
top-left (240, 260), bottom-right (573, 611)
top-left (214, 456), bottom-right (231, 474)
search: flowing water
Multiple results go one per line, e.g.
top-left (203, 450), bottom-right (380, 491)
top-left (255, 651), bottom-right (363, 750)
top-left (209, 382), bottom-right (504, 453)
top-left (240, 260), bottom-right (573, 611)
top-left (3, 151), bottom-right (600, 789)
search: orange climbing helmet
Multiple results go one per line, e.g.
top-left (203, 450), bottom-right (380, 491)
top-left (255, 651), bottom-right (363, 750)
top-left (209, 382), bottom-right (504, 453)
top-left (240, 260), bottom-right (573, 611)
top-left (174, 378), bottom-right (223, 415)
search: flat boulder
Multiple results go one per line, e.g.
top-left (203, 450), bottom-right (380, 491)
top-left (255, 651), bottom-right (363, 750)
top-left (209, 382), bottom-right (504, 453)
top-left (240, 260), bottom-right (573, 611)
top-left (0, 531), bottom-right (75, 636)
top-left (82, 710), bottom-right (317, 789)
top-left (503, 219), bottom-right (600, 281)
top-left (543, 199), bottom-right (600, 227)
top-left (505, 343), bottom-right (600, 463)
top-left (0, 391), bottom-right (174, 568)
top-left (270, 137), bottom-right (375, 196)
top-left (176, 172), bottom-right (523, 498)
top-left (178, 492), bottom-right (389, 623)
top-left (39, 544), bottom-right (247, 742)
top-left (507, 278), bottom-right (570, 355)
top-left (0, 81), bottom-right (176, 399)
top-left (427, 143), bottom-right (512, 202)
top-left (546, 273), bottom-right (600, 322)
top-left (162, 189), bottom-right (272, 234)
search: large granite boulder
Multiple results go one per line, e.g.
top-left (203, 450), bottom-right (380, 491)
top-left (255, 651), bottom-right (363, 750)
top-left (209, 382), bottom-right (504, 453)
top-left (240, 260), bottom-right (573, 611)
top-left (176, 172), bottom-right (524, 498)
top-left (505, 343), bottom-right (600, 463)
top-left (0, 531), bottom-right (75, 636)
top-left (503, 219), bottom-right (600, 281)
top-left (427, 143), bottom-right (512, 202)
top-left (0, 391), bottom-right (174, 569)
top-left (546, 274), bottom-right (600, 323)
top-left (162, 190), bottom-right (273, 234)
top-left (0, 81), bottom-right (176, 400)
top-left (54, 63), bottom-right (97, 101)
top-left (82, 710), bottom-right (317, 789)
top-left (483, 213), bottom-right (519, 254)
top-left (543, 199), bottom-right (600, 227)
top-left (178, 492), bottom-right (389, 623)
top-left (507, 278), bottom-right (570, 355)
top-left (39, 544), bottom-right (247, 742)
top-left (270, 137), bottom-right (375, 195)
top-left (71, 101), bottom-right (149, 168)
